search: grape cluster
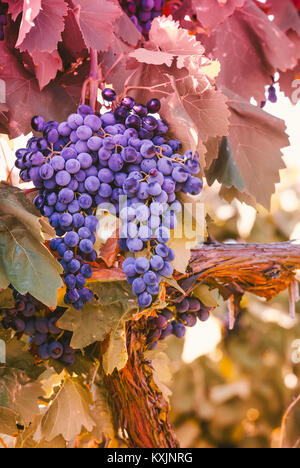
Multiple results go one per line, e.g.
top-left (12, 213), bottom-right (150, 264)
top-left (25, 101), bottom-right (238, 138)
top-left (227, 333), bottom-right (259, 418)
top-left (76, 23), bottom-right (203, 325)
top-left (0, 2), bottom-right (8, 41)
top-left (147, 295), bottom-right (214, 349)
top-left (119, 0), bottom-right (165, 37)
top-left (1, 288), bottom-right (76, 365)
top-left (16, 88), bottom-right (202, 312)
top-left (261, 81), bottom-right (277, 108)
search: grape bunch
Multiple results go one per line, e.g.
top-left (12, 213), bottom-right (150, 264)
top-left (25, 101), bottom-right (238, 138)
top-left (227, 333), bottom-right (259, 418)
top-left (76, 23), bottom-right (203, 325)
top-left (1, 288), bottom-right (76, 365)
top-left (261, 80), bottom-right (277, 108)
top-left (119, 0), bottom-right (166, 37)
top-left (0, 2), bottom-right (8, 41)
top-left (15, 88), bottom-right (202, 312)
top-left (146, 294), bottom-right (214, 349)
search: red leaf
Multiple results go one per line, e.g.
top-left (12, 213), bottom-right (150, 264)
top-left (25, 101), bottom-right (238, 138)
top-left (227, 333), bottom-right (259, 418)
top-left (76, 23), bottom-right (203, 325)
top-left (202, 0), bottom-right (300, 101)
top-left (269, 0), bottom-right (300, 35)
top-left (221, 88), bottom-right (288, 208)
top-left (16, 0), bottom-right (42, 47)
top-left (73, 0), bottom-right (122, 51)
top-left (99, 234), bottom-right (120, 268)
top-left (0, 25), bottom-right (79, 137)
top-left (91, 267), bottom-right (126, 282)
top-left (7, 0), bottom-right (24, 21)
top-left (17, 0), bottom-right (68, 53)
top-left (192, 0), bottom-right (246, 30)
top-left (161, 78), bottom-right (230, 167)
top-left (279, 31), bottom-right (300, 102)
top-left (30, 49), bottom-right (63, 90)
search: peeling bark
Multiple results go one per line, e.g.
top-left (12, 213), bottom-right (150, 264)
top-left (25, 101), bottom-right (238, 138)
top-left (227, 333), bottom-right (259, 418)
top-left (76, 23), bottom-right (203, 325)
top-left (102, 320), bottom-right (179, 448)
top-left (101, 242), bottom-right (300, 448)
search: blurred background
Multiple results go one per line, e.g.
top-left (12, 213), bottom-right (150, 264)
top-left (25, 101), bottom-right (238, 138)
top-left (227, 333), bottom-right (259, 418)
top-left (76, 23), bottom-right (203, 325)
top-left (1, 84), bottom-right (300, 449)
top-left (166, 86), bottom-right (300, 449)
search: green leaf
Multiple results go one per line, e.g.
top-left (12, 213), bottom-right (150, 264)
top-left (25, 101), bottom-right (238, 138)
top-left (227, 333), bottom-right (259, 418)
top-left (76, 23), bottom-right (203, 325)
top-left (1, 333), bottom-right (45, 379)
top-left (0, 288), bottom-right (14, 309)
top-left (0, 184), bottom-right (63, 307)
top-left (37, 377), bottom-right (95, 442)
top-left (0, 215), bottom-right (63, 307)
top-left (59, 281), bottom-right (138, 353)
top-left (206, 136), bottom-right (246, 192)
top-left (0, 367), bottom-right (43, 425)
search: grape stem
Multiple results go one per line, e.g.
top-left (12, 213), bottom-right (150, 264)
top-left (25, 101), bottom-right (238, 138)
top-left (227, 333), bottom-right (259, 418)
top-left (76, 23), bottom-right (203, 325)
top-left (81, 49), bottom-right (101, 112)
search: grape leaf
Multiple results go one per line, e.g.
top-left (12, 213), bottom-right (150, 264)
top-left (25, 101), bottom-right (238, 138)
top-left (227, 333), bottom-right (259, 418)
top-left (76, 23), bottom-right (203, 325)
top-left (0, 367), bottom-right (43, 425)
top-left (102, 319), bottom-right (128, 374)
top-left (0, 184), bottom-right (47, 244)
top-left (145, 344), bottom-right (172, 401)
top-left (98, 234), bottom-right (120, 268)
top-left (17, 0), bottom-right (68, 53)
top-left (130, 16), bottom-right (205, 69)
top-left (202, 0), bottom-right (300, 102)
top-left (30, 49), bottom-right (63, 90)
top-left (0, 194), bottom-right (63, 307)
top-left (191, 0), bottom-right (246, 30)
top-left (60, 10), bottom-right (87, 61)
top-left (7, 0), bottom-right (24, 21)
top-left (114, 9), bottom-right (142, 47)
top-left (149, 15), bottom-right (205, 68)
top-left (16, 415), bottom-right (66, 448)
top-left (73, 0), bottom-right (122, 51)
top-left (16, 0), bottom-right (42, 48)
top-left (161, 76), bottom-right (230, 165)
top-left (269, 0), bottom-right (300, 35)
top-left (58, 280), bottom-right (137, 351)
top-left (278, 31), bottom-right (300, 102)
top-left (218, 88), bottom-right (289, 208)
top-left (206, 136), bottom-right (246, 192)
top-left (37, 377), bottom-right (95, 442)
top-left (168, 191), bottom-right (205, 273)
top-left (193, 284), bottom-right (218, 307)
top-left (89, 381), bottom-right (115, 443)
top-left (0, 26), bottom-right (79, 138)
top-left (0, 407), bottom-right (19, 436)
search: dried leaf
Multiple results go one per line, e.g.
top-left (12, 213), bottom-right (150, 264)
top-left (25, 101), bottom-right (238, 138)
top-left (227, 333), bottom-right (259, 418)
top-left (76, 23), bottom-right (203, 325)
top-left (37, 377), bottom-right (95, 442)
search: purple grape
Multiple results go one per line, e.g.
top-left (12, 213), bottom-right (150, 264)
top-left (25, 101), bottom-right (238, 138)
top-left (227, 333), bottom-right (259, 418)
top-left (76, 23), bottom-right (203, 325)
top-left (147, 98), bottom-right (161, 113)
top-left (55, 170), bottom-right (71, 186)
top-left (102, 88), bottom-right (116, 102)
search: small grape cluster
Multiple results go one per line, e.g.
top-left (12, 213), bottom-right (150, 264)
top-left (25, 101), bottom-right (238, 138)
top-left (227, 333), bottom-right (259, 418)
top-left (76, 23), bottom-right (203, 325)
top-left (1, 288), bottom-right (76, 365)
top-left (0, 2), bottom-right (8, 41)
top-left (119, 0), bottom-right (165, 37)
top-left (147, 295), bottom-right (214, 349)
top-left (16, 88), bottom-right (203, 312)
top-left (261, 80), bottom-right (277, 108)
